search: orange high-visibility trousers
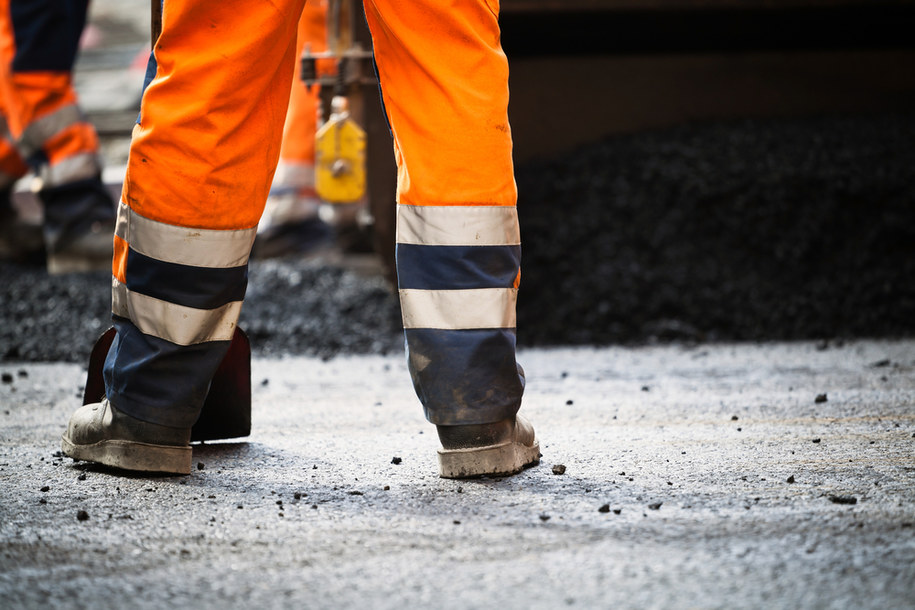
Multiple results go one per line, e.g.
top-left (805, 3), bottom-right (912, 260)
top-left (275, 0), bottom-right (331, 189)
top-left (365, 0), bottom-right (524, 425)
top-left (108, 0), bottom-right (523, 428)
top-left (0, 0), bottom-right (113, 251)
top-left (0, 0), bottom-right (103, 188)
top-left (109, 0), bottom-right (306, 426)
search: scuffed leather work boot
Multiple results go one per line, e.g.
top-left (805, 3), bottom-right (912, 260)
top-left (436, 414), bottom-right (540, 479)
top-left (61, 399), bottom-right (193, 475)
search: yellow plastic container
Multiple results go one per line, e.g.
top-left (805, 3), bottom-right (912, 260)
top-left (315, 96), bottom-right (366, 204)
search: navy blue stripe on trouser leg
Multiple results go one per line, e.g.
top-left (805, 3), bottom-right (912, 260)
top-left (9, 0), bottom-right (87, 72)
top-left (104, 256), bottom-right (249, 429)
top-left (396, 243), bottom-right (521, 291)
top-left (397, 240), bottom-right (525, 426)
top-left (125, 248), bottom-right (248, 310)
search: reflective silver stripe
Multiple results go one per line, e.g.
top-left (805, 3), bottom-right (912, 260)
top-left (111, 276), bottom-right (129, 318)
top-left (400, 288), bottom-right (517, 330)
top-left (112, 277), bottom-right (241, 346)
top-left (18, 104), bottom-right (84, 156)
top-left (396, 204), bottom-right (520, 247)
top-left (115, 201), bottom-right (256, 268)
top-left (42, 152), bottom-right (101, 186)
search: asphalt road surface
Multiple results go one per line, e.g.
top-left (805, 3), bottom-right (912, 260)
top-left (2, 2), bottom-right (913, 607)
top-left (2, 340), bottom-right (913, 609)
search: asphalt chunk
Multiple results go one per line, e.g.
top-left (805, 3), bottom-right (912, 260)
top-left (829, 495), bottom-right (858, 505)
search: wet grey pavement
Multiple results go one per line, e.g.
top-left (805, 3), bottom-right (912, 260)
top-left (2, 340), bottom-right (914, 608)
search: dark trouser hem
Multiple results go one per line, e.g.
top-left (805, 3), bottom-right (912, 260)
top-left (103, 316), bottom-right (230, 429)
top-left (405, 327), bottom-right (525, 426)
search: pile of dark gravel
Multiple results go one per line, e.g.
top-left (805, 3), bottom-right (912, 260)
top-left (0, 261), bottom-right (402, 363)
top-left (0, 266), bottom-right (112, 363)
top-left (1, 112), bottom-right (913, 363)
top-left (516, 113), bottom-right (915, 344)
top-left (240, 260), bottom-right (402, 360)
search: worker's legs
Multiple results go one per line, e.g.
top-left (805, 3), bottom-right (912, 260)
top-left (63, 0), bottom-right (535, 478)
top-left (256, 1), bottom-right (334, 257)
top-left (103, 0), bottom-right (305, 430)
top-left (364, 0), bottom-right (526, 425)
top-left (0, 0), bottom-right (115, 272)
top-left (276, 1), bottom-right (328, 193)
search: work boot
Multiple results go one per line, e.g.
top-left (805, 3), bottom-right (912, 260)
top-left (61, 399), bottom-right (193, 475)
top-left (40, 175), bottom-right (115, 274)
top-left (436, 414), bottom-right (540, 479)
top-left (0, 189), bottom-right (44, 264)
top-left (45, 219), bottom-right (114, 274)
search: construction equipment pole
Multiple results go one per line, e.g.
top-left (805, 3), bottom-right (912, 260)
top-left (151, 0), bottom-right (162, 46)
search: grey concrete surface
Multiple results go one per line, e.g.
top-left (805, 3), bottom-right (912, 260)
top-left (1, 340), bottom-right (913, 609)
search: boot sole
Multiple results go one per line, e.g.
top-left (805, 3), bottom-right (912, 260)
top-left (438, 439), bottom-right (541, 479)
top-left (61, 435), bottom-right (192, 475)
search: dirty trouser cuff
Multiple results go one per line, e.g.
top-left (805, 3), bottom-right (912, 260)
top-left (406, 328), bottom-right (525, 426)
top-left (103, 317), bottom-right (229, 429)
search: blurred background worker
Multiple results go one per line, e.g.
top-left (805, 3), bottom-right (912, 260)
top-left (0, 0), bottom-right (115, 273)
top-left (61, 0), bottom-right (538, 479)
top-left (254, 0), bottom-right (335, 259)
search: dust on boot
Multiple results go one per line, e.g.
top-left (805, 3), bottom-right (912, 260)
top-left (61, 399), bottom-right (193, 475)
top-left (436, 414), bottom-right (540, 479)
